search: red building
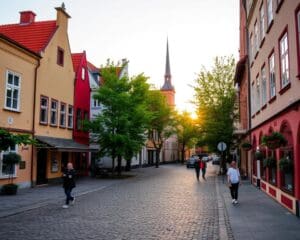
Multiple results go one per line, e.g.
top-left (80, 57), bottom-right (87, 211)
top-left (237, 0), bottom-right (300, 216)
top-left (71, 51), bottom-right (91, 176)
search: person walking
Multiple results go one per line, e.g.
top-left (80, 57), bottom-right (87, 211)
top-left (194, 158), bottom-right (200, 181)
top-left (201, 159), bottom-right (207, 180)
top-left (62, 162), bottom-right (76, 209)
top-left (227, 160), bottom-right (241, 204)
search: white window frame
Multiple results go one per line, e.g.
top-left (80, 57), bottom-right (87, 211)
top-left (5, 70), bottom-right (21, 111)
top-left (0, 145), bottom-right (18, 178)
top-left (250, 34), bottom-right (254, 62)
top-left (279, 32), bottom-right (290, 88)
top-left (68, 105), bottom-right (73, 129)
top-left (260, 4), bottom-right (265, 41)
top-left (50, 100), bottom-right (58, 126)
top-left (251, 82), bottom-right (256, 115)
top-left (60, 103), bottom-right (66, 127)
top-left (40, 96), bottom-right (48, 124)
top-left (261, 66), bottom-right (267, 106)
top-left (254, 21), bottom-right (259, 53)
top-left (256, 75), bottom-right (261, 110)
top-left (267, 0), bottom-right (273, 27)
top-left (82, 67), bottom-right (85, 80)
top-left (269, 53), bottom-right (276, 98)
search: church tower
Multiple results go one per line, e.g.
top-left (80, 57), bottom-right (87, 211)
top-left (160, 38), bottom-right (175, 107)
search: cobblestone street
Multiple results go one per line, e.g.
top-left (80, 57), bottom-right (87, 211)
top-left (0, 164), bottom-right (231, 240)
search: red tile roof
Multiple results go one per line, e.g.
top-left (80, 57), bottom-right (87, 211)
top-left (0, 20), bottom-right (57, 54)
top-left (87, 61), bottom-right (99, 72)
top-left (71, 53), bottom-right (83, 72)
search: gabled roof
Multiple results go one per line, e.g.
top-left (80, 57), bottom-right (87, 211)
top-left (0, 20), bottom-right (57, 54)
top-left (87, 61), bottom-right (99, 72)
top-left (71, 53), bottom-right (84, 72)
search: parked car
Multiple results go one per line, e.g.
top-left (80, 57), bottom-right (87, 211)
top-left (212, 156), bottom-right (220, 165)
top-left (186, 156), bottom-right (198, 168)
top-left (202, 156), bottom-right (209, 162)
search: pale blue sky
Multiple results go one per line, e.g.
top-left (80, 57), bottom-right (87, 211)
top-left (0, 0), bottom-right (239, 114)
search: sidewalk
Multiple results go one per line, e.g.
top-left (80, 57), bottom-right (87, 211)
top-left (0, 174), bottom-right (133, 218)
top-left (217, 177), bottom-right (300, 240)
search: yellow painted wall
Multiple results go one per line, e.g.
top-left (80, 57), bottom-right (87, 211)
top-left (34, 10), bottom-right (74, 139)
top-left (0, 38), bottom-right (39, 188)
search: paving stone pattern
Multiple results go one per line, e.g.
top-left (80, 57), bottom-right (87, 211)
top-left (0, 165), bottom-right (229, 240)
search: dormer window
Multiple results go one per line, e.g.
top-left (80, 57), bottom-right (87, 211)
top-left (57, 47), bottom-right (64, 66)
top-left (82, 67), bottom-right (85, 80)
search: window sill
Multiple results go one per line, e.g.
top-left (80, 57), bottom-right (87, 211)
top-left (67, 127), bottom-right (73, 130)
top-left (251, 114), bottom-right (256, 119)
top-left (269, 96), bottom-right (277, 104)
top-left (279, 82), bottom-right (291, 95)
top-left (250, 61), bottom-right (254, 68)
top-left (254, 51), bottom-right (259, 60)
top-left (0, 175), bottom-right (16, 179)
top-left (261, 103), bottom-right (267, 110)
top-left (39, 122), bottom-right (48, 126)
top-left (280, 187), bottom-right (294, 196)
top-left (59, 126), bottom-right (66, 129)
top-left (3, 108), bottom-right (21, 113)
top-left (259, 37), bottom-right (265, 48)
top-left (50, 124), bottom-right (58, 128)
top-left (256, 110), bottom-right (261, 116)
top-left (266, 20), bottom-right (274, 33)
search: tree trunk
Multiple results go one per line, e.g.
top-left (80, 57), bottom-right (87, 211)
top-left (155, 149), bottom-right (160, 168)
top-left (117, 155), bottom-right (122, 175)
top-left (181, 144), bottom-right (185, 164)
top-left (125, 158), bottom-right (131, 171)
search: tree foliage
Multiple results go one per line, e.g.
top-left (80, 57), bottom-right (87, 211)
top-left (146, 90), bottom-right (175, 167)
top-left (87, 61), bottom-right (151, 174)
top-left (175, 111), bottom-right (198, 164)
top-left (193, 56), bottom-right (237, 152)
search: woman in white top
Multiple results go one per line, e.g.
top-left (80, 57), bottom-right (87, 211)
top-left (227, 161), bottom-right (241, 204)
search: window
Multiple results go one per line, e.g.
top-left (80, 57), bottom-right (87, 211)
top-left (296, 9), bottom-right (300, 75)
top-left (261, 66), bottom-right (267, 106)
top-left (254, 21), bottom-right (259, 54)
top-left (276, 0), bottom-right (284, 13)
top-left (0, 144), bottom-right (17, 178)
top-left (5, 71), bottom-right (21, 111)
top-left (82, 67), bottom-right (85, 80)
top-left (256, 75), bottom-right (260, 110)
top-left (250, 34), bottom-right (254, 63)
top-left (269, 53), bottom-right (276, 99)
top-left (268, 150), bottom-right (277, 185)
top-left (67, 105), bottom-right (73, 129)
top-left (76, 109), bottom-right (81, 130)
top-left (40, 96), bottom-right (48, 124)
top-left (60, 103), bottom-right (66, 127)
top-left (251, 82), bottom-right (256, 115)
top-left (280, 147), bottom-right (293, 193)
top-left (50, 100), bottom-right (58, 126)
top-left (267, 0), bottom-right (273, 27)
top-left (260, 4), bottom-right (265, 41)
top-left (57, 47), bottom-right (64, 66)
top-left (279, 32), bottom-right (289, 88)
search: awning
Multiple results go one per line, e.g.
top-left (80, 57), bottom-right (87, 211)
top-left (35, 136), bottom-right (99, 152)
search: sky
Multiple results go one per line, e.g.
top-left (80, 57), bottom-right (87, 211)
top-left (0, 0), bottom-right (239, 115)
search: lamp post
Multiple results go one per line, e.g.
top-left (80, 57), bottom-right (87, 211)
top-left (255, 146), bottom-right (261, 189)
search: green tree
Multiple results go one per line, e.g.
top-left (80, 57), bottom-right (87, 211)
top-left (146, 90), bottom-right (174, 168)
top-left (175, 111), bottom-right (198, 164)
top-left (193, 56), bottom-right (236, 169)
top-left (87, 61), bottom-right (151, 175)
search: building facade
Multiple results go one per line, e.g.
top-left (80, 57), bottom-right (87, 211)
top-left (244, 0), bottom-right (300, 215)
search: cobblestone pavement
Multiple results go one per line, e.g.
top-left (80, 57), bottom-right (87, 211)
top-left (0, 164), bottom-right (231, 240)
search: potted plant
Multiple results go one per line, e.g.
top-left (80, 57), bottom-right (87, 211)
top-left (255, 150), bottom-right (264, 160)
top-left (241, 141), bottom-right (252, 151)
top-left (262, 132), bottom-right (287, 149)
top-left (279, 156), bottom-right (293, 173)
top-left (263, 156), bottom-right (276, 168)
top-left (1, 152), bottom-right (21, 195)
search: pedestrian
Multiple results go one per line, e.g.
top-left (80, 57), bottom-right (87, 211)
top-left (194, 158), bottom-right (200, 181)
top-left (227, 160), bottom-right (241, 204)
top-left (201, 159), bottom-right (207, 180)
top-left (62, 162), bottom-right (76, 209)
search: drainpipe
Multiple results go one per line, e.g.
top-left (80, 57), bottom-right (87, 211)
top-left (31, 59), bottom-right (40, 187)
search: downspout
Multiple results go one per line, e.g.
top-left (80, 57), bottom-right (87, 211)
top-left (31, 59), bottom-right (40, 187)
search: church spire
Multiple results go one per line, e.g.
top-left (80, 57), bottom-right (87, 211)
top-left (161, 38), bottom-right (174, 91)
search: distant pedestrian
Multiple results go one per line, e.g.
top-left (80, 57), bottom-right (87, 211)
top-left (62, 162), bottom-right (76, 209)
top-left (227, 161), bottom-right (241, 204)
top-left (194, 158), bottom-right (200, 181)
top-left (200, 159), bottom-right (207, 180)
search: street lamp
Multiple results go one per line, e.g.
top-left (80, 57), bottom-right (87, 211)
top-left (255, 146), bottom-right (261, 189)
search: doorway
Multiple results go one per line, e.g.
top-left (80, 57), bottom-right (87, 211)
top-left (36, 149), bottom-right (48, 185)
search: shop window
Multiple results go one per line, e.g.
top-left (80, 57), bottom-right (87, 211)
top-left (279, 147), bottom-right (294, 193)
top-left (0, 145), bottom-right (17, 178)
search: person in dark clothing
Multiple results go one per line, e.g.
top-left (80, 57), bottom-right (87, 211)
top-left (194, 158), bottom-right (200, 181)
top-left (201, 160), bottom-right (207, 180)
top-left (62, 162), bottom-right (76, 209)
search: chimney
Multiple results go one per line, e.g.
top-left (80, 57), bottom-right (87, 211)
top-left (19, 11), bottom-right (36, 24)
top-left (55, 3), bottom-right (71, 30)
